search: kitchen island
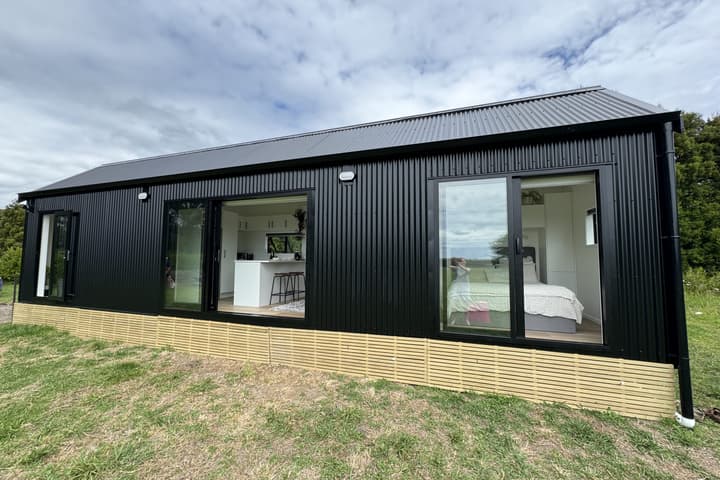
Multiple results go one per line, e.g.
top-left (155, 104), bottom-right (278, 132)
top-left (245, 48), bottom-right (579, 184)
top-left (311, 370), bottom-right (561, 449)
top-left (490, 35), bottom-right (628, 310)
top-left (233, 260), bottom-right (305, 308)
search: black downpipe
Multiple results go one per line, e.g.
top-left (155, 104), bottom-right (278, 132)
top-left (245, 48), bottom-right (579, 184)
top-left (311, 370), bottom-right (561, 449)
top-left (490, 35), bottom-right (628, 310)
top-left (658, 121), bottom-right (694, 423)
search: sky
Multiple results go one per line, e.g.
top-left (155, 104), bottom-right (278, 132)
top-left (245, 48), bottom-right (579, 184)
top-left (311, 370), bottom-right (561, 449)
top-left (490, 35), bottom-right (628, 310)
top-left (0, 0), bottom-right (718, 205)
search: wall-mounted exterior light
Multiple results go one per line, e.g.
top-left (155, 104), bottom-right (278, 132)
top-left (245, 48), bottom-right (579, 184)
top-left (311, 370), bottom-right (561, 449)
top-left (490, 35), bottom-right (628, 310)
top-left (138, 187), bottom-right (150, 202)
top-left (339, 171), bottom-right (356, 182)
top-left (21, 199), bottom-right (34, 213)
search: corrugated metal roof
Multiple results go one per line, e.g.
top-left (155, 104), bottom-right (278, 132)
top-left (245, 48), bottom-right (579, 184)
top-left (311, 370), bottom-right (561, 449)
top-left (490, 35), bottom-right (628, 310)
top-left (26, 86), bottom-right (674, 196)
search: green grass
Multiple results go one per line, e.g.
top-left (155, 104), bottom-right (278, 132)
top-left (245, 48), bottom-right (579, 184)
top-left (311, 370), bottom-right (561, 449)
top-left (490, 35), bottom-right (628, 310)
top-left (686, 291), bottom-right (720, 408)
top-left (0, 291), bottom-right (718, 479)
top-left (0, 282), bottom-right (18, 304)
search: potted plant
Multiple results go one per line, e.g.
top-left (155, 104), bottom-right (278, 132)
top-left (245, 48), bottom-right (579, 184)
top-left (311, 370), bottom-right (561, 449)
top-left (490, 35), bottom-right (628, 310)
top-left (293, 209), bottom-right (306, 233)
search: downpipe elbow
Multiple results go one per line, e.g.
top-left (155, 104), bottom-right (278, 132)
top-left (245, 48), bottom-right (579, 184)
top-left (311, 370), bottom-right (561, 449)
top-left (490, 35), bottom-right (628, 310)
top-left (675, 412), bottom-right (696, 429)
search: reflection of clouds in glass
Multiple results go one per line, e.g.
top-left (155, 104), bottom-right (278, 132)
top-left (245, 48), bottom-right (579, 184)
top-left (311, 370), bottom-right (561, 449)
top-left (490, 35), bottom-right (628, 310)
top-left (439, 178), bottom-right (507, 259)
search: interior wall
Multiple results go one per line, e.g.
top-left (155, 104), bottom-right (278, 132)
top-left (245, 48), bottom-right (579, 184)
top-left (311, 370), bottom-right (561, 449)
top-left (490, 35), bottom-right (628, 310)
top-left (572, 184), bottom-right (602, 323)
top-left (544, 192), bottom-right (577, 291)
top-left (220, 209), bottom-right (239, 295)
top-left (237, 230), bottom-right (268, 260)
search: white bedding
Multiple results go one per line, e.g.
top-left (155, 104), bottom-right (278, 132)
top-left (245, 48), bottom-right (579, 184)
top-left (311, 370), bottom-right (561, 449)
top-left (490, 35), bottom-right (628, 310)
top-left (447, 281), bottom-right (585, 324)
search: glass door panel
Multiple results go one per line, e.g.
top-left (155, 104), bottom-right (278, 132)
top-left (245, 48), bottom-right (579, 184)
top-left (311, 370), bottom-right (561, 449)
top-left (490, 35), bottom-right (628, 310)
top-left (519, 173), bottom-right (603, 344)
top-left (164, 201), bottom-right (206, 311)
top-left (48, 214), bottom-right (69, 299)
top-left (439, 178), bottom-right (510, 336)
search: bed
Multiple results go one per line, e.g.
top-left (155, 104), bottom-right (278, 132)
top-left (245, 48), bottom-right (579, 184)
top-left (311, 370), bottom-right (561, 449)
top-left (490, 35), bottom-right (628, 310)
top-left (445, 250), bottom-right (584, 334)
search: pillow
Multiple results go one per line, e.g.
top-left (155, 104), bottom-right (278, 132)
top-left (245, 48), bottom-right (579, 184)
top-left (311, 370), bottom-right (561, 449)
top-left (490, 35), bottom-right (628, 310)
top-left (523, 263), bottom-right (539, 283)
top-left (486, 268), bottom-right (509, 283)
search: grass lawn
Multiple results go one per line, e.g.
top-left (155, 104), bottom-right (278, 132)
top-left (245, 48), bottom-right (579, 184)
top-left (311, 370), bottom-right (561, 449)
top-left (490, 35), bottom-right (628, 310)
top-left (0, 295), bottom-right (718, 479)
top-left (0, 283), bottom-right (18, 304)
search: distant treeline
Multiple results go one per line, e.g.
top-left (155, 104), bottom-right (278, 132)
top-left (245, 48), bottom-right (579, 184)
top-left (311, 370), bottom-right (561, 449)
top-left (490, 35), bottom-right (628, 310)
top-left (675, 113), bottom-right (720, 273)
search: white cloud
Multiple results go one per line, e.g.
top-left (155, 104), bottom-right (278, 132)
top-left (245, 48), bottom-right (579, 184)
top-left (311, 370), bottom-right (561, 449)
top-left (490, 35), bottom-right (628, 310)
top-left (0, 0), bottom-right (718, 204)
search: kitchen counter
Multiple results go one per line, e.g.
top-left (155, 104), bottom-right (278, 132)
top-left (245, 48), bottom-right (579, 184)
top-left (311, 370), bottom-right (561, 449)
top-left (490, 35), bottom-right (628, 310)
top-left (234, 260), bottom-right (305, 307)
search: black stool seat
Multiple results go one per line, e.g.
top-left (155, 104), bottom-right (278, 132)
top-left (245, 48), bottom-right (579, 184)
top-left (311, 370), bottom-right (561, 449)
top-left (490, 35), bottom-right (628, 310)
top-left (288, 271), bottom-right (305, 299)
top-left (269, 273), bottom-right (292, 305)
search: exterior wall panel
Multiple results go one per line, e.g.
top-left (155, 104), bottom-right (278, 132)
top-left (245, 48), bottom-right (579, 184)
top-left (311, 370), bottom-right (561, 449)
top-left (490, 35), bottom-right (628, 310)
top-left (19, 131), bottom-right (666, 362)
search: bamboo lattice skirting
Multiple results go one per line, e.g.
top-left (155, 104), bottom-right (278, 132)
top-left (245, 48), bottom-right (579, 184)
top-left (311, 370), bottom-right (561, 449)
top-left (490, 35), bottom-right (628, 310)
top-left (11, 303), bottom-right (676, 420)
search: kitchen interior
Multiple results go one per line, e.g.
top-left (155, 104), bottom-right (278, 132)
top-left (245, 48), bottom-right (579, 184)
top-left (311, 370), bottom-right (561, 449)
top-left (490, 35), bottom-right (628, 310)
top-left (218, 194), bottom-right (308, 318)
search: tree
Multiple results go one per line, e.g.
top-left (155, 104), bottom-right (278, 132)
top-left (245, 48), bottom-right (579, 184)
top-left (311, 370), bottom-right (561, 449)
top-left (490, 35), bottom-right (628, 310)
top-left (674, 113), bottom-right (720, 272)
top-left (0, 246), bottom-right (22, 281)
top-left (0, 201), bottom-right (25, 284)
top-left (0, 201), bottom-right (25, 254)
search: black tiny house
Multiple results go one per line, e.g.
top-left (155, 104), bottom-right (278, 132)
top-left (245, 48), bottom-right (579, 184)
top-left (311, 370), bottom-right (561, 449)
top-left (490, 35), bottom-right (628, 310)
top-left (15, 87), bottom-right (693, 423)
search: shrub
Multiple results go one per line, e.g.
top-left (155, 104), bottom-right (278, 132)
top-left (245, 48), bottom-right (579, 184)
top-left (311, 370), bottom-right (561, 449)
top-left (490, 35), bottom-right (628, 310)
top-left (683, 267), bottom-right (720, 295)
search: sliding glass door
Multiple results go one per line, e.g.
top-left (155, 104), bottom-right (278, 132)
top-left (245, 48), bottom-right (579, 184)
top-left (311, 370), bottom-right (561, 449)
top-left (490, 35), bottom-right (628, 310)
top-left (519, 173), bottom-right (604, 344)
top-left (163, 201), bottom-right (207, 311)
top-left (438, 178), bottom-right (512, 336)
top-left (161, 193), bottom-right (312, 318)
top-left (436, 170), bottom-right (606, 345)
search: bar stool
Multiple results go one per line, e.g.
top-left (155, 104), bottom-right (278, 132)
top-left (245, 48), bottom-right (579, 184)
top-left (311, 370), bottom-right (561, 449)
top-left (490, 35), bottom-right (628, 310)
top-left (269, 273), bottom-right (291, 305)
top-left (289, 272), bottom-right (305, 300)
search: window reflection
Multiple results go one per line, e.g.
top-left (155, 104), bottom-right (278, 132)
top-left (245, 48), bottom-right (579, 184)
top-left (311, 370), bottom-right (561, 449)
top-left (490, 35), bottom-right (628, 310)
top-left (164, 201), bottom-right (206, 311)
top-left (439, 178), bottom-right (510, 336)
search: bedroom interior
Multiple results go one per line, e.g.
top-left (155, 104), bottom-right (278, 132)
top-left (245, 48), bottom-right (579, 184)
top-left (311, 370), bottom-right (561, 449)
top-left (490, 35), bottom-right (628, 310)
top-left (521, 173), bottom-right (602, 344)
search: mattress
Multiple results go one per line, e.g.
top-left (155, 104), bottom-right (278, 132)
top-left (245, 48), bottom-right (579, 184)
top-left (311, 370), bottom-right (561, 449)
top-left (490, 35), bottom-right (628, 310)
top-left (447, 281), bottom-right (585, 324)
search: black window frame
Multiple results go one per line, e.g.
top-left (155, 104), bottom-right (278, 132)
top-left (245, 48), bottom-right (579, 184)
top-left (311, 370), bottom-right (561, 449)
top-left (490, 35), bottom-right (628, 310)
top-left (33, 209), bottom-right (79, 303)
top-left (433, 175), bottom-right (519, 338)
top-left (266, 233), bottom-right (305, 255)
top-left (429, 165), bottom-right (615, 355)
top-left (159, 199), bottom-right (209, 313)
top-left (158, 189), bottom-right (315, 327)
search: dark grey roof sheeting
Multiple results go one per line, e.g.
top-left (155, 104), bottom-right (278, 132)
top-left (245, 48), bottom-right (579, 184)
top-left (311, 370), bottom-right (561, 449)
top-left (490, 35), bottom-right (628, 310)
top-left (29, 86), bottom-right (672, 195)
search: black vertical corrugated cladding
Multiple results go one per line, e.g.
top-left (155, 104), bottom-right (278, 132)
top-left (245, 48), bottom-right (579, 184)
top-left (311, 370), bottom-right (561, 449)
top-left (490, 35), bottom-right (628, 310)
top-left (19, 130), bottom-right (666, 362)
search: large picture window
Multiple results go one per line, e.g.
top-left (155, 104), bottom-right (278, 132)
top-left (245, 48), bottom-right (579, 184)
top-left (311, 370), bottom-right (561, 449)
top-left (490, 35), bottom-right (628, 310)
top-left (439, 178), bottom-right (510, 336)
top-left (163, 200), bottom-right (206, 311)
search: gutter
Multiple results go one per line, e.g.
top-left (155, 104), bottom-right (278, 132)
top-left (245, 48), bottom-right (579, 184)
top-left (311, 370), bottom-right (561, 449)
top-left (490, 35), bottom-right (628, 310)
top-left (658, 121), bottom-right (695, 428)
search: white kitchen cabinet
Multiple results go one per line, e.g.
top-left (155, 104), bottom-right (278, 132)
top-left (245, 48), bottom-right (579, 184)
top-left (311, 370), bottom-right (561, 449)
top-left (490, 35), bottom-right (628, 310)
top-left (237, 215), bottom-right (299, 232)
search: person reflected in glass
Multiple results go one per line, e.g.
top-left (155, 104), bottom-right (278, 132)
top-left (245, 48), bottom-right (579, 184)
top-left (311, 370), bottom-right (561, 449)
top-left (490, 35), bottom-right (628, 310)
top-left (448, 257), bottom-right (472, 326)
top-left (450, 257), bottom-right (470, 289)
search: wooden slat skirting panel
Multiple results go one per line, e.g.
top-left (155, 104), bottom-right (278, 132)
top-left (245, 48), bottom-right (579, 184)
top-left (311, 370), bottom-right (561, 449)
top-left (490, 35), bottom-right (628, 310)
top-left (11, 303), bottom-right (676, 420)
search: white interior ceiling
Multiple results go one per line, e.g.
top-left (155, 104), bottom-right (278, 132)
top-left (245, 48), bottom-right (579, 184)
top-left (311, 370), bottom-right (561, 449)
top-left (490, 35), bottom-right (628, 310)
top-left (222, 195), bottom-right (307, 216)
